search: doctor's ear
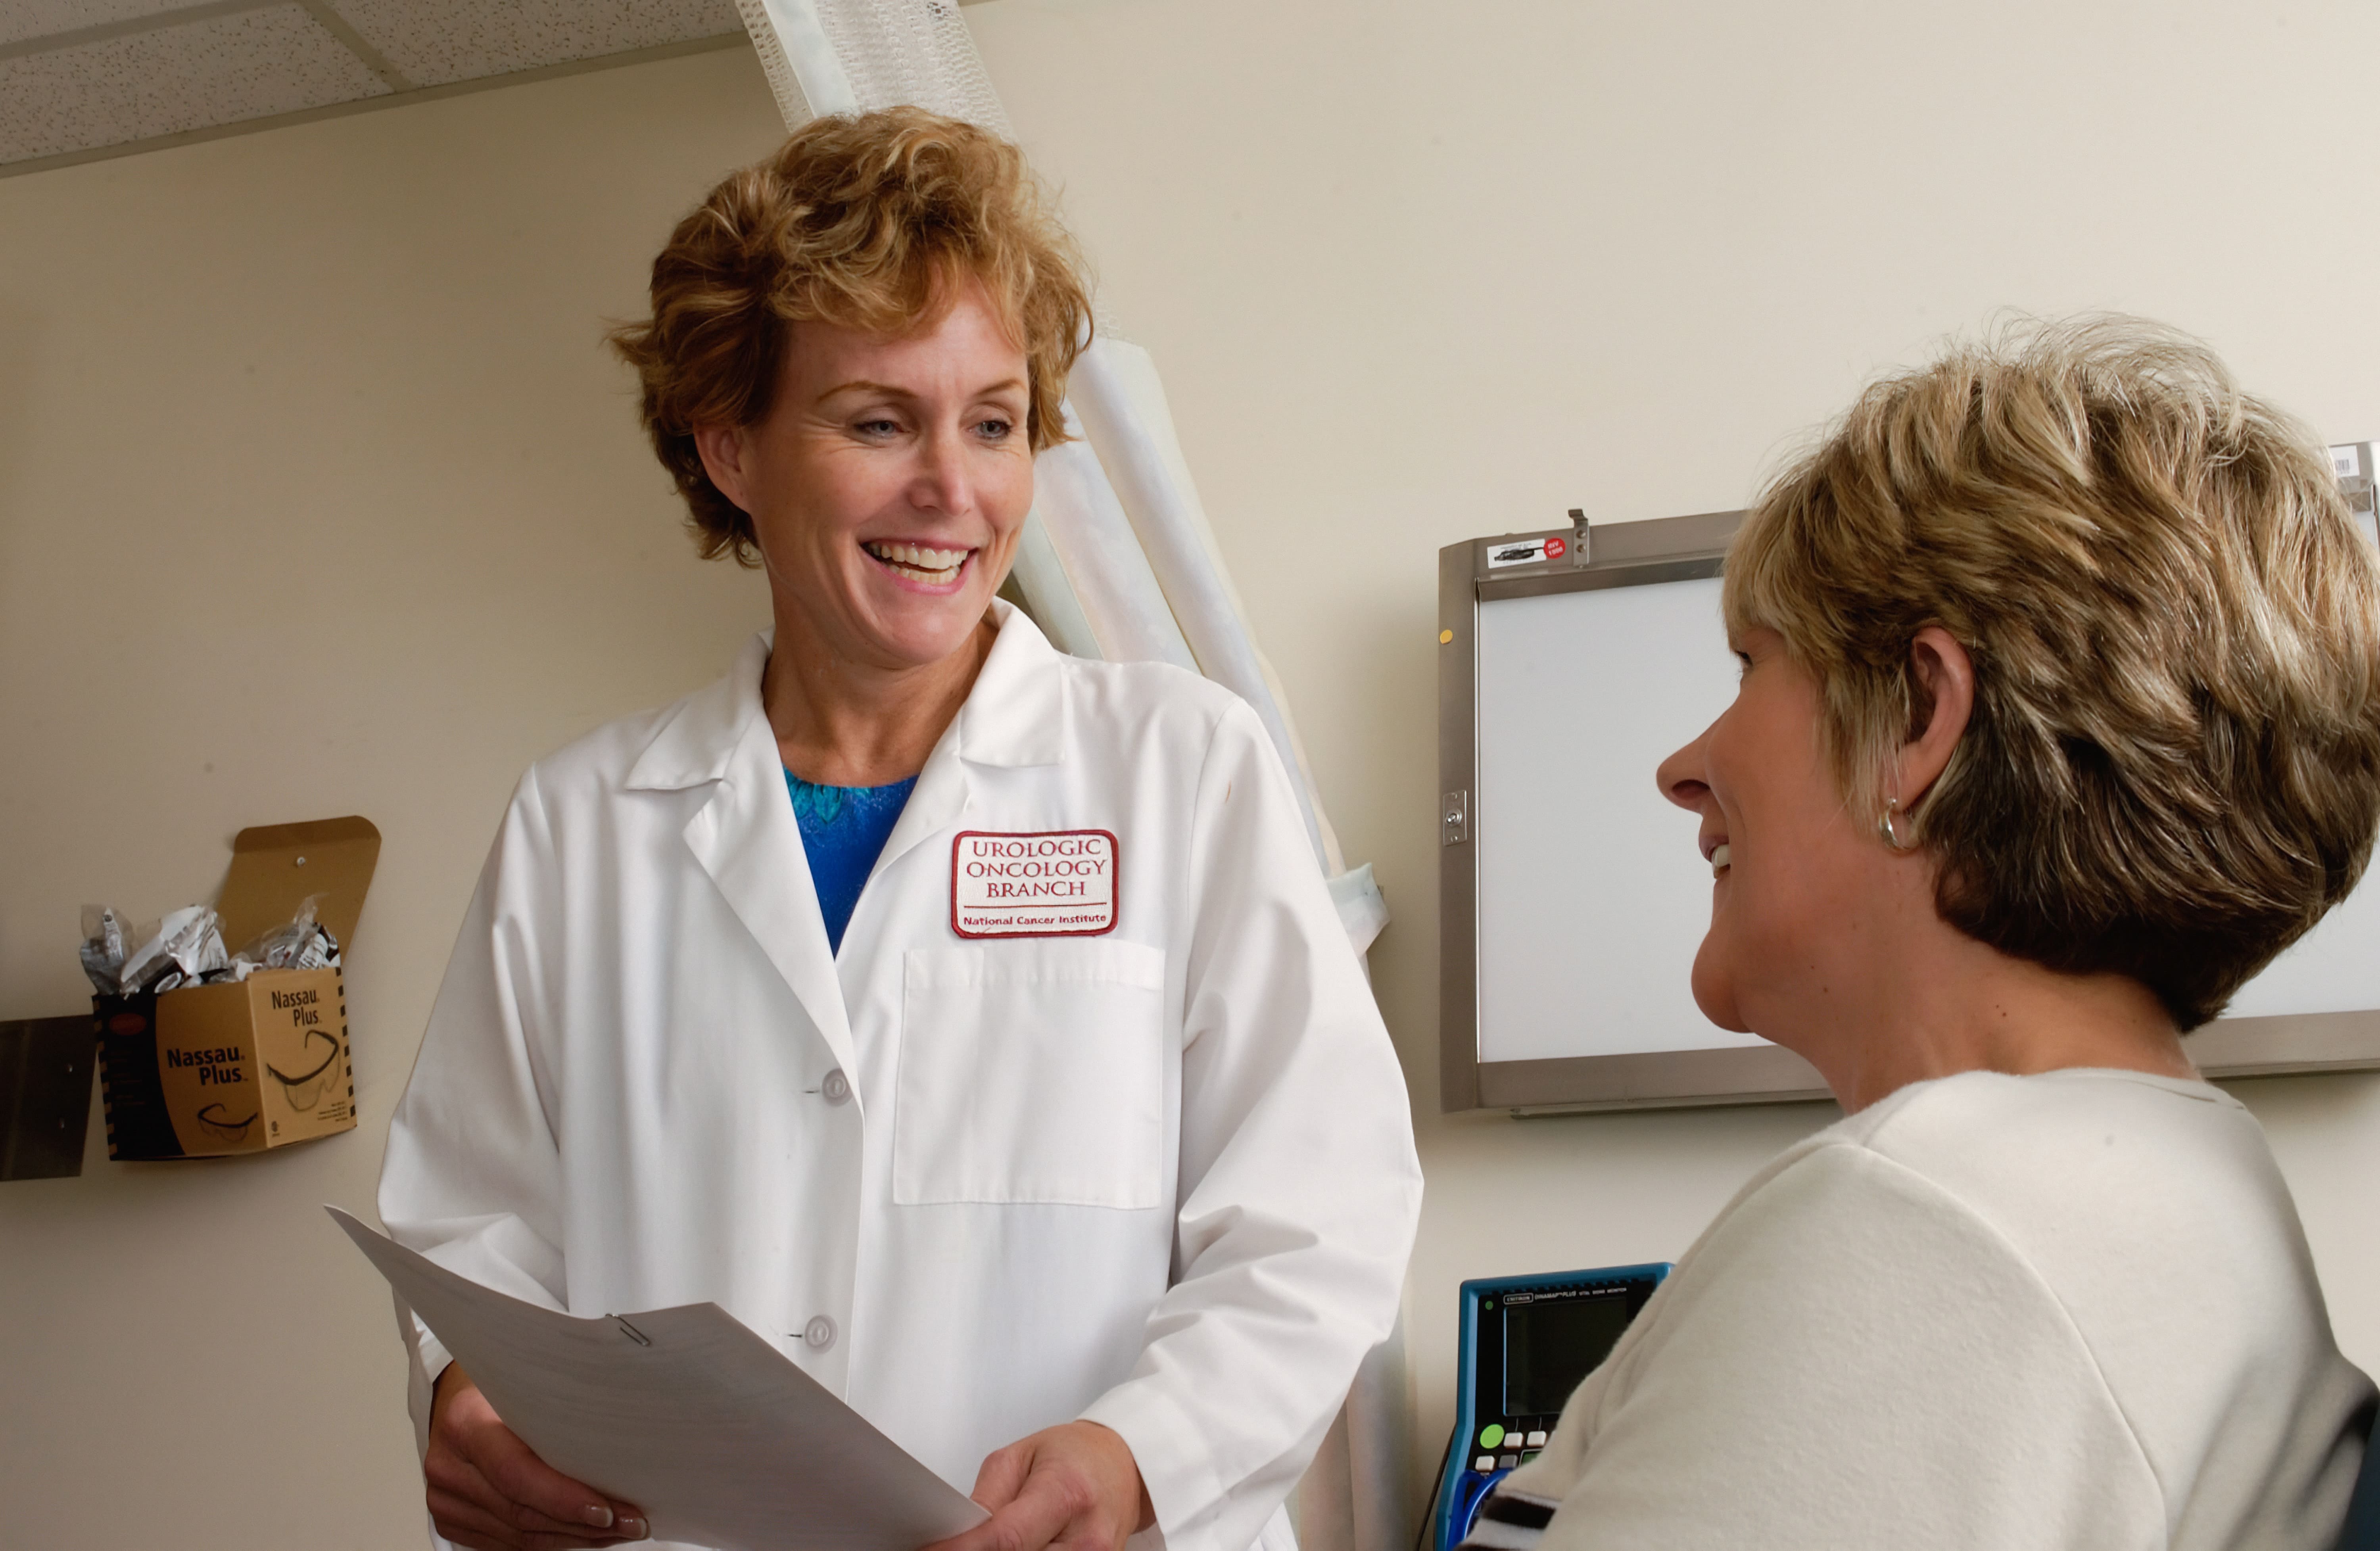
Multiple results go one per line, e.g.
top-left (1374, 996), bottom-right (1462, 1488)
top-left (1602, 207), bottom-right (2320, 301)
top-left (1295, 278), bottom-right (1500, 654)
top-left (692, 423), bottom-right (756, 514)
top-left (1893, 626), bottom-right (1975, 808)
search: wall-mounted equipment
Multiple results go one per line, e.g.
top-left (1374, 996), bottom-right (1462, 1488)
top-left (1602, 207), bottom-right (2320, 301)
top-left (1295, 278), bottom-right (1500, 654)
top-left (1438, 493), bottom-right (2380, 1114)
top-left (1432, 1264), bottom-right (1670, 1550)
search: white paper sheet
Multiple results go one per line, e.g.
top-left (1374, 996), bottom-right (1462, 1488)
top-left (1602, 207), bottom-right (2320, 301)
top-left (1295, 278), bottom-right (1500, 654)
top-left (328, 1208), bottom-right (988, 1551)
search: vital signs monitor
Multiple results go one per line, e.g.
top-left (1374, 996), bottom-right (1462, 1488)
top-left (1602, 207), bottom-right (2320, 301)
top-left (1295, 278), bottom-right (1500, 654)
top-left (1432, 1263), bottom-right (1670, 1550)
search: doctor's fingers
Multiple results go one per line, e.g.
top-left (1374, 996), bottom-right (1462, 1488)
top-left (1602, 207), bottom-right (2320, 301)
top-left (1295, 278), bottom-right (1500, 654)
top-left (934, 1475), bottom-right (1131, 1551)
top-left (928, 1439), bottom-right (1137, 1551)
top-left (432, 1384), bottom-right (647, 1543)
top-left (424, 1447), bottom-right (644, 1550)
top-left (965, 1438), bottom-right (1037, 1514)
top-left (427, 1483), bottom-right (640, 1551)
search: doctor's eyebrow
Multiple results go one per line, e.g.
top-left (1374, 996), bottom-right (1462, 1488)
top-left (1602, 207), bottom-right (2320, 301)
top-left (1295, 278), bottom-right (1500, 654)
top-left (815, 377), bottom-right (1029, 404)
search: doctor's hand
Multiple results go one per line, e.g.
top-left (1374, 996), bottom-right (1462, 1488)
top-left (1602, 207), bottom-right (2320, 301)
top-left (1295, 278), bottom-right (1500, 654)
top-left (923, 1420), bottom-right (1154, 1551)
top-left (426, 1363), bottom-right (650, 1550)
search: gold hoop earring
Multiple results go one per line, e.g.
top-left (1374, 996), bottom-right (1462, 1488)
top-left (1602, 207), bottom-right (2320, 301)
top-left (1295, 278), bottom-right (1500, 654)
top-left (1879, 798), bottom-right (1917, 851)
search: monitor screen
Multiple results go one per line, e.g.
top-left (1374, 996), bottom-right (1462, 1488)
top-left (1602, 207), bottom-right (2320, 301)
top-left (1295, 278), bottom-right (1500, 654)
top-left (1504, 1294), bottom-right (1633, 1416)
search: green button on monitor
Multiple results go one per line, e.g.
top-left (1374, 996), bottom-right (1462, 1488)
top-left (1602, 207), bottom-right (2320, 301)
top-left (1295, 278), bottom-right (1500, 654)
top-left (1478, 1424), bottom-right (1505, 1449)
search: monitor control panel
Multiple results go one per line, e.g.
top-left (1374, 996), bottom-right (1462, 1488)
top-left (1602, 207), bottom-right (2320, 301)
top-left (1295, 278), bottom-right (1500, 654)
top-left (1434, 1263), bottom-right (1670, 1549)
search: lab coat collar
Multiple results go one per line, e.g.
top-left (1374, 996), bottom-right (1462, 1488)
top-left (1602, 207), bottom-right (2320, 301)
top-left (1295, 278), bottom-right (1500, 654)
top-left (956, 600), bottom-right (1067, 770)
top-left (622, 602), bottom-right (1066, 794)
top-left (870, 601), bottom-right (1067, 880)
top-left (625, 633), bottom-right (858, 1092)
top-left (622, 633), bottom-right (768, 795)
top-left (616, 605), bottom-right (1070, 1087)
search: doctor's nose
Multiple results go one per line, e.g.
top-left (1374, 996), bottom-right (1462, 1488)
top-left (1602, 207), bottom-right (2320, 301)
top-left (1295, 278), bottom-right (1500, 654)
top-left (908, 424), bottom-right (979, 519)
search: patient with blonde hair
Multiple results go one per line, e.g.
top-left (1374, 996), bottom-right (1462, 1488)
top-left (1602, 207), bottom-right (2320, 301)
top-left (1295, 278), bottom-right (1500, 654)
top-left (1469, 318), bottom-right (2380, 1551)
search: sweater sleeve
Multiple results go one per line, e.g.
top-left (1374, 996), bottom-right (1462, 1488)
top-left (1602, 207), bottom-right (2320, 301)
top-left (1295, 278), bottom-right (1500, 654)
top-left (1512, 1141), bottom-right (2167, 1551)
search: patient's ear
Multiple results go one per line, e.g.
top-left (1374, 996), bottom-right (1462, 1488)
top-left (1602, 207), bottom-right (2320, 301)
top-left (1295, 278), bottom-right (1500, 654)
top-left (1896, 626), bottom-right (1974, 806)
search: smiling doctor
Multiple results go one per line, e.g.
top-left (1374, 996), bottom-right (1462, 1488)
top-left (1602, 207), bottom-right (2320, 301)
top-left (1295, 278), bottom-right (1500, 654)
top-left (377, 109), bottom-right (1422, 1551)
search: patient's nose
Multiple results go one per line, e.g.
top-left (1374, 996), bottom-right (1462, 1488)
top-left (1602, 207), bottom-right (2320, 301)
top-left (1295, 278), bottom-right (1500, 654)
top-left (1657, 725), bottom-right (1714, 813)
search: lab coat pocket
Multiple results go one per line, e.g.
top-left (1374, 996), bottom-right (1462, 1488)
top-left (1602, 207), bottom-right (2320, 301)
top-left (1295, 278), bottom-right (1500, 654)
top-left (896, 940), bottom-right (1167, 1209)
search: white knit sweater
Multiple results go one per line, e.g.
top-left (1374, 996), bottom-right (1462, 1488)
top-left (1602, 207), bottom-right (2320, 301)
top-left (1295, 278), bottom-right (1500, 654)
top-left (1466, 1069), bottom-right (2372, 1551)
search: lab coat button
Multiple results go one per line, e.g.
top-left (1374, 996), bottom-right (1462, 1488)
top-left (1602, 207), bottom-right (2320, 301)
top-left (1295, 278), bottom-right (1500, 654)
top-left (820, 1068), bottom-right (852, 1106)
top-left (803, 1315), bottom-right (837, 1351)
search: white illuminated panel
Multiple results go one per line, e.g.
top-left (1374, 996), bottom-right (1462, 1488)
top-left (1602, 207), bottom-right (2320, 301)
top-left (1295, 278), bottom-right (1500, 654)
top-left (1470, 571), bottom-right (2380, 1067)
top-left (1474, 577), bottom-right (1764, 1062)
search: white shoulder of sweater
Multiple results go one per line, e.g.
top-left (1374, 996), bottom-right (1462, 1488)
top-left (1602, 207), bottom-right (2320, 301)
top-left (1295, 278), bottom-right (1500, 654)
top-left (1491, 1069), bottom-right (2367, 1551)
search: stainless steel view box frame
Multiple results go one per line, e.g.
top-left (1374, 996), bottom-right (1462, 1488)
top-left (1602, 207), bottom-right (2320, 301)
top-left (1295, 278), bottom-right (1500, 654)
top-left (1439, 509), bottom-right (2380, 1115)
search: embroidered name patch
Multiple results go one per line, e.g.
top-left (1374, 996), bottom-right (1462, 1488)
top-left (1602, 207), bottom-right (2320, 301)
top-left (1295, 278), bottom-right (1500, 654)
top-left (951, 830), bottom-right (1119, 938)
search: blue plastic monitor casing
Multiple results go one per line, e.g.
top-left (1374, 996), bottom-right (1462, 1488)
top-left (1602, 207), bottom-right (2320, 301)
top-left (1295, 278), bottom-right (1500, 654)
top-left (1435, 1263), bottom-right (1671, 1551)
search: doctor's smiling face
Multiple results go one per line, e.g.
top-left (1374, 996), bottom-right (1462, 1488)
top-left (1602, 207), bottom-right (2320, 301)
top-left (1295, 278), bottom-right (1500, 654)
top-left (1655, 626), bottom-right (1885, 1038)
top-left (695, 277), bottom-right (1035, 675)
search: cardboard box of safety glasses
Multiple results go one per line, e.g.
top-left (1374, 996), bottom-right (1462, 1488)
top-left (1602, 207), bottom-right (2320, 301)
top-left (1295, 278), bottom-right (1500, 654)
top-left (92, 817), bottom-right (379, 1161)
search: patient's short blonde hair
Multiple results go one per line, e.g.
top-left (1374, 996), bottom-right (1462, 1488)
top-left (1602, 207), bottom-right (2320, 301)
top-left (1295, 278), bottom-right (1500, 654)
top-left (1726, 317), bottom-right (2380, 1028)
top-left (609, 107), bottom-right (1092, 564)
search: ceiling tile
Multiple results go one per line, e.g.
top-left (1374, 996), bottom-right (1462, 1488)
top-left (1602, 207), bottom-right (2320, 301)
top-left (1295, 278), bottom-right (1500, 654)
top-left (328, 0), bottom-right (739, 89)
top-left (0, 5), bottom-right (389, 165)
top-left (2, 0), bottom-right (229, 50)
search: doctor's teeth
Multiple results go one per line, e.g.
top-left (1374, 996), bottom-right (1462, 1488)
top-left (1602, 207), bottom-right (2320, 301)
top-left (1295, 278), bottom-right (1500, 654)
top-left (866, 541), bottom-right (968, 575)
top-left (1710, 844), bottom-right (1731, 876)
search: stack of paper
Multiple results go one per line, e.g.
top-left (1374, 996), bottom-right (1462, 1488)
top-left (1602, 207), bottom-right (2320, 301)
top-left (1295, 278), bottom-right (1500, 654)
top-left (329, 1207), bottom-right (988, 1551)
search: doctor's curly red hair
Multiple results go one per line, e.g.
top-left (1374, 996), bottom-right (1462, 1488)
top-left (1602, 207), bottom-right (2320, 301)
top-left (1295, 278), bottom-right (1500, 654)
top-left (608, 107), bottom-right (1092, 564)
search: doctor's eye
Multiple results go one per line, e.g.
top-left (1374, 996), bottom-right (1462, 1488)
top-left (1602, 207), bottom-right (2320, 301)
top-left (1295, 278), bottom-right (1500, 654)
top-left (972, 416), bottom-right (1015, 442)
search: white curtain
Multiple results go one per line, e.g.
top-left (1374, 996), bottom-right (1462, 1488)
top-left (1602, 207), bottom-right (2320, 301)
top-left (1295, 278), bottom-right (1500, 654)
top-left (729, 0), bottom-right (1405, 1543)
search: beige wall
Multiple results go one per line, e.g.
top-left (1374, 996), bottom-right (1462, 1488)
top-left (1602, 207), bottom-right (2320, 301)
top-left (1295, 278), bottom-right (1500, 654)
top-left (0, 50), bottom-right (790, 1549)
top-left (4, 4), bottom-right (2378, 1546)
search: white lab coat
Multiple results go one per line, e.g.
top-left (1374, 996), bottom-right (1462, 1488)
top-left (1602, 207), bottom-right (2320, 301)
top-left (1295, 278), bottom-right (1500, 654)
top-left (378, 604), bottom-right (1423, 1551)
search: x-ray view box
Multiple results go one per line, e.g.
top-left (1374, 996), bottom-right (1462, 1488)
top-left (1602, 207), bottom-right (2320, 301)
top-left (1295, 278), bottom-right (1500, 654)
top-left (1439, 499), bottom-right (2380, 1116)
